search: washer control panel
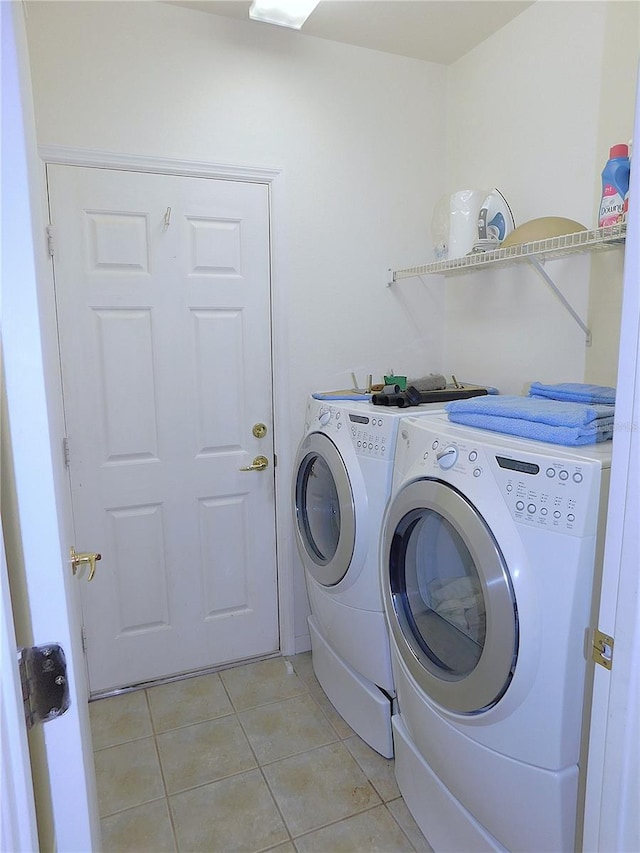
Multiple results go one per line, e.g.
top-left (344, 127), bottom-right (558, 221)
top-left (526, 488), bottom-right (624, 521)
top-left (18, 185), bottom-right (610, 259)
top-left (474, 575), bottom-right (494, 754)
top-left (311, 404), bottom-right (395, 459)
top-left (348, 411), bottom-right (394, 459)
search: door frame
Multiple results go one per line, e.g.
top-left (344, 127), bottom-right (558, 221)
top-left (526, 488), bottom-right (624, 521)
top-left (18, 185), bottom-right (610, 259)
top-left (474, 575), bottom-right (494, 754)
top-left (2, 4), bottom-right (99, 847)
top-left (1, 528), bottom-right (39, 853)
top-left (37, 145), bottom-right (296, 662)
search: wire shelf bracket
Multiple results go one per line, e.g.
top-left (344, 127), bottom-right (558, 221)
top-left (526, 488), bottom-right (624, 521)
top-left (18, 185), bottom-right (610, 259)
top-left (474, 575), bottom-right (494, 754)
top-left (528, 257), bottom-right (591, 346)
top-left (388, 223), bottom-right (626, 346)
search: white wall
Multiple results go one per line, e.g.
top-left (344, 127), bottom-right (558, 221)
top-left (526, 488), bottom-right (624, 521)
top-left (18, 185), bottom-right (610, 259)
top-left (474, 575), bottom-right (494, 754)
top-left (24, 0), bottom-right (447, 649)
top-left (445, 1), bottom-right (638, 394)
top-left (586, 1), bottom-right (640, 387)
top-left (24, 0), bottom-right (639, 650)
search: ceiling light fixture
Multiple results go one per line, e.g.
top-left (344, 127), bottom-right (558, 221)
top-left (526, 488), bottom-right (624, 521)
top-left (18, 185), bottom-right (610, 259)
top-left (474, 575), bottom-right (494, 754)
top-left (249, 0), bottom-right (320, 30)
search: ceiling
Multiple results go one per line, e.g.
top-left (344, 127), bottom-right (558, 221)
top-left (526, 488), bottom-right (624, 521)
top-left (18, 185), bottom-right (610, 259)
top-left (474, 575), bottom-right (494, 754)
top-left (170, 1), bottom-right (535, 65)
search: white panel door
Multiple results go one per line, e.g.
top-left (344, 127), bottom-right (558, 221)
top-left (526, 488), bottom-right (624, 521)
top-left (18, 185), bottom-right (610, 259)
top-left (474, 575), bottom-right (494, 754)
top-left (47, 164), bottom-right (279, 693)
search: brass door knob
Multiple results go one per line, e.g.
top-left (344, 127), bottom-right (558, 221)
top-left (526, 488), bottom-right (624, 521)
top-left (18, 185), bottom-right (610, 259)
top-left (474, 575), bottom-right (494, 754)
top-left (70, 547), bottom-right (102, 581)
top-left (239, 455), bottom-right (269, 472)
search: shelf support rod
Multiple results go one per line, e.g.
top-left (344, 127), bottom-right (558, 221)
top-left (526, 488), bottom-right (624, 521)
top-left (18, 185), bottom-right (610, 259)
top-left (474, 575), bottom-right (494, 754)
top-left (528, 258), bottom-right (592, 347)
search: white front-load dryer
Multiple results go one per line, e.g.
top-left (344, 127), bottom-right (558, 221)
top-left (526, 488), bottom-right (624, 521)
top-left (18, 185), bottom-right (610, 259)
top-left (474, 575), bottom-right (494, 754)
top-left (293, 396), bottom-right (444, 756)
top-left (380, 414), bottom-right (611, 851)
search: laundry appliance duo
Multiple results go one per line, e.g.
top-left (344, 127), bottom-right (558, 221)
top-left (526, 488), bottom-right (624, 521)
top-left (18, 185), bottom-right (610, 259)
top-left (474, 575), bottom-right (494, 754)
top-left (381, 414), bottom-right (611, 851)
top-left (292, 396), bottom-right (445, 757)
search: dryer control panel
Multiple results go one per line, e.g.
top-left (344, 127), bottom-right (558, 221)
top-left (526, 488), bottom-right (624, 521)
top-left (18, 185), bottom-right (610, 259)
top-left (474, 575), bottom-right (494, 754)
top-left (395, 417), bottom-right (610, 540)
top-left (489, 452), bottom-right (601, 537)
top-left (421, 435), bottom-right (603, 537)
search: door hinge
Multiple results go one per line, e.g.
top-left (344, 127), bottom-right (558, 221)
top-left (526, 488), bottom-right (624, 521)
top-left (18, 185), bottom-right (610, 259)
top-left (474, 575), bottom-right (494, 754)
top-left (81, 626), bottom-right (88, 655)
top-left (274, 453), bottom-right (278, 468)
top-left (46, 225), bottom-right (55, 257)
top-left (592, 628), bottom-right (614, 670)
top-left (63, 436), bottom-right (70, 469)
top-left (18, 644), bottom-right (70, 729)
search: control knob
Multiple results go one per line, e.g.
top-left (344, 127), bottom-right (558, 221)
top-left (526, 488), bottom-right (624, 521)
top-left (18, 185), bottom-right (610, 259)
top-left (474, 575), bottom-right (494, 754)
top-left (436, 445), bottom-right (458, 470)
top-left (318, 408), bottom-right (331, 426)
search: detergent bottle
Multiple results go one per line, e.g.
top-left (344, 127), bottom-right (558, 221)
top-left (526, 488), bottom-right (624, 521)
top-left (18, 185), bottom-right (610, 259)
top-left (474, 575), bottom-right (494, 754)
top-left (623, 139), bottom-right (632, 221)
top-left (598, 143), bottom-right (630, 227)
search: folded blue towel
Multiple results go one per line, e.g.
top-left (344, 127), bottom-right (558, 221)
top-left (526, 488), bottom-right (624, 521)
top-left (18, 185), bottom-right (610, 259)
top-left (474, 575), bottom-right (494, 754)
top-left (445, 396), bottom-right (614, 446)
top-left (529, 382), bottom-right (615, 406)
top-left (446, 395), bottom-right (612, 425)
top-left (445, 412), bottom-right (613, 446)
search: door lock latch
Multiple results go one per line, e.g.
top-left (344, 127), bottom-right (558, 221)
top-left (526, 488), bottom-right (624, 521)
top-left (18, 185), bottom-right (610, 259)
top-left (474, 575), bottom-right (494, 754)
top-left (592, 628), bottom-right (614, 670)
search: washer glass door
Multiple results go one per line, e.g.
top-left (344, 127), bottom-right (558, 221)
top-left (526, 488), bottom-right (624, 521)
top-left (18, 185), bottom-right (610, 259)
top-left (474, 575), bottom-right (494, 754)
top-left (294, 432), bottom-right (355, 586)
top-left (383, 479), bottom-right (518, 713)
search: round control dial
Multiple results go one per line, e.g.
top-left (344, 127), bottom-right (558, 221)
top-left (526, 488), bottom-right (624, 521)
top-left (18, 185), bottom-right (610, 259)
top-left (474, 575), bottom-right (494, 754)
top-left (318, 409), bottom-right (331, 426)
top-left (436, 445), bottom-right (458, 470)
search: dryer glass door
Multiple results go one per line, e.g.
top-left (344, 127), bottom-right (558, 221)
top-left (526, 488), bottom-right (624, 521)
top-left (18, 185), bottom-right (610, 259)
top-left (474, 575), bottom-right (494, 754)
top-left (383, 479), bottom-right (518, 714)
top-left (294, 432), bottom-right (355, 586)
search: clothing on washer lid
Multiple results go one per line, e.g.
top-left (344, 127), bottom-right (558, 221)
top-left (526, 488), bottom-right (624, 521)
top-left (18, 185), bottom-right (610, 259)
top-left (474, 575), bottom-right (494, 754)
top-left (407, 374), bottom-right (447, 392)
top-left (528, 381), bottom-right (615, 406)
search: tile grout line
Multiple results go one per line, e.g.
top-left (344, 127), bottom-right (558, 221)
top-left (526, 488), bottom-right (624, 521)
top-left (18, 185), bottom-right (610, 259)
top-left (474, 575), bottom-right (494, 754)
top-left (287, 661), bottom-right (422, 851)
top-left (383, 801), bottom-right (422, 853)
top-left (144, 687), bottom-right (180, 853)
top-left (288, 661), bottom-right (355, 742)
top-left (289, 799), bottom-right (419, 850)
top-left (220, 672), bottom-right (295, 846)
top-left (92, 655), bottom-right (426, 852)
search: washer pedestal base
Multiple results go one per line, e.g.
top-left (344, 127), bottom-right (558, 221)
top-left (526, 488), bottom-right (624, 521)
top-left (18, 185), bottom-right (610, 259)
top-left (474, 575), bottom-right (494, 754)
top-left (393, 714), bottom-right (505, 852)
top-left (308, 615), bottom-right (393, 757)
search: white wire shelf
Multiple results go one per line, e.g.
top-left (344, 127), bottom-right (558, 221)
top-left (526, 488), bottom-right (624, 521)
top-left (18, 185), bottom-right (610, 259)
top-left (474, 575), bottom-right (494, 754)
top-left (391, 222), bottom-right (626, 282)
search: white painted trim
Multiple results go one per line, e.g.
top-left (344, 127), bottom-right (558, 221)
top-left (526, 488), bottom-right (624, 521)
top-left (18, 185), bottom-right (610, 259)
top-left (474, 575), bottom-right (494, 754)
top-left (1, 532), bottom-right (39, 853)
top-left (38, 144), bottom-right (281, 184)
top-left (4, 8), bottom-right (99, 847)
top-left (582, 65), bottom-right (640, 853)
top-left (266, 168), bottom-right (296, 656)
top-left (38, 144), bottom-right (297, 659)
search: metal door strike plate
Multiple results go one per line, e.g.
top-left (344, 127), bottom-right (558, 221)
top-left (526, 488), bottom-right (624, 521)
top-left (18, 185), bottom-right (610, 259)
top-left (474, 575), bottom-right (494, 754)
top-left (592, 629), bottom-right (614, 670)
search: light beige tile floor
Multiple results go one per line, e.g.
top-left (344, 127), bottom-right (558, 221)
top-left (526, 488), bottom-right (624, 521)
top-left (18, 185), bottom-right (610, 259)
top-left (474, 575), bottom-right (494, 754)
top-left (90, 652), bottom-right (433, 853)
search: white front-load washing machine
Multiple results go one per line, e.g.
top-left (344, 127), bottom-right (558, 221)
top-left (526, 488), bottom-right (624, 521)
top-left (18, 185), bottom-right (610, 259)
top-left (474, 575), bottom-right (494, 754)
top-left (380, 414), bottom-right (611, 851)
top-left (293, 396), bottom-right (444, 757)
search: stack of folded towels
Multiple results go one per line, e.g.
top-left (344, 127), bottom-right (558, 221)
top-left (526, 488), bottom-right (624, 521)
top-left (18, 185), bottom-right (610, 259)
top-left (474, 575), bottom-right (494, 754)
top-left (445, 382), bottom-right (615, 446)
